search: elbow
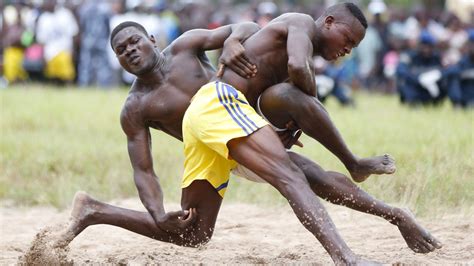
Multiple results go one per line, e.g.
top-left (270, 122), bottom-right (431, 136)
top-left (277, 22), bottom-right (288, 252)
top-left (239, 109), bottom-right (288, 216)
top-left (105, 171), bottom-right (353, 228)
top-left (287, 59), bottom-right (307, 76)
top-left (246, 22), bottom-right (261, 32)
top-left (288, 56), bottom-right (313, 76)
top-left (234, 21), bottom-right (260, 31)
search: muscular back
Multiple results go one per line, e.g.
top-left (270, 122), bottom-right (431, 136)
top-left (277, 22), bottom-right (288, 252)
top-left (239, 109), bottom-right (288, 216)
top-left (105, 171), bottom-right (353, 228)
top-left (220, 13), bottom-right (317, 106)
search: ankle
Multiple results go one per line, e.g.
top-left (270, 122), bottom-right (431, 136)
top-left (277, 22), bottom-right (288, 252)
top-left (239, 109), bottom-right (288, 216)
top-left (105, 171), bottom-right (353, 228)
top-left (345, 157), bottom-right (359, 171)
top-left (387, 208), bottom-right (404, 225)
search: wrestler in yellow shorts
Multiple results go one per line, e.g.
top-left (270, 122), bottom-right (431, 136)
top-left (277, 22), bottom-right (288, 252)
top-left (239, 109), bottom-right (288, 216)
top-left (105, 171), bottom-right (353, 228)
top-left (182, 81), bottom-right (268, 197)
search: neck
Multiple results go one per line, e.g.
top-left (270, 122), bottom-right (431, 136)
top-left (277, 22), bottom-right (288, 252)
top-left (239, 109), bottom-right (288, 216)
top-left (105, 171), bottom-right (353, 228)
top-left (313, 19), bottom-right (324, 55)
top-left (136, 50), bottom-right (169, 87)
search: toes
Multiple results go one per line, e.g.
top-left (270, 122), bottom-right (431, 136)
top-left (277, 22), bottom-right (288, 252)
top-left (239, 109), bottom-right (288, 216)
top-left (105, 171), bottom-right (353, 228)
top-left (422, 239), bottom-right (436, 252)
top-left (427, 235), bottom-right (443, 249)
top-left (382, 154), bottom-right (396, 166)
top-left (419, 238), bottom-right (436, 253)
top-left (412, 242), bottom-right (430, 253)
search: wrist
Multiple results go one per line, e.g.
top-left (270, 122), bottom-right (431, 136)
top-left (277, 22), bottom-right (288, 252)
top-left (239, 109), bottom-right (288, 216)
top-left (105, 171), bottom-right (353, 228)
top-left (148, 207), bottom-right (166, 221)
top-left (224, 37), bottom-right (239, 45)
top-left (153, 212), bottom-right (167, 225)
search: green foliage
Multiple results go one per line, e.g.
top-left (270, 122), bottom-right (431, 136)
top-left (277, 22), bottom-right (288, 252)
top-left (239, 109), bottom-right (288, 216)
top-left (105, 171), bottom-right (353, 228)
top-left (1, 86), bottom-right (472, 217)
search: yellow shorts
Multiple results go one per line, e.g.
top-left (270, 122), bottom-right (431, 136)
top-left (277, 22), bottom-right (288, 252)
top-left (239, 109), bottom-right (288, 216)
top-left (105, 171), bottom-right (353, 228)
top-left (182, 81), bottom-right (268, 197)
top-left (3, 47), bottom-right (28, 83)
top-left (45, 51), bottom-right (75, 81)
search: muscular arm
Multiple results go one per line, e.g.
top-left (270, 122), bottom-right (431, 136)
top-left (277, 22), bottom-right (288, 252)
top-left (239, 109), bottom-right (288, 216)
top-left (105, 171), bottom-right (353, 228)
top-left (174, 22), bottom-right (260, 52)
top-left (286, 15), bottom-right (317, 97)
top-left (120, 100), bottom-right (194, 233)
top-left (121, 104), bottom-right (165, 219)
top-left (173, 22), bottom-right (260, 77)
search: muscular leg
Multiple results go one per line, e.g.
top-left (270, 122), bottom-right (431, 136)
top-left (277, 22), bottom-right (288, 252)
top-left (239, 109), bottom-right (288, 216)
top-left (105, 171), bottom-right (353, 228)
top-left (259, 83), bottom-right (396, 182)
top-left (288, 151), bottom-right (442, 253)
top-left (58, 180), bottom-right (222, 248)
top-left (228, 126), bottom-right (375, 264)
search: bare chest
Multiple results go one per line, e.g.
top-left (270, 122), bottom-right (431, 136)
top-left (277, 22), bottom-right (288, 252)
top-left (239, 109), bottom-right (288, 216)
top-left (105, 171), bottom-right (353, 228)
top-left (142, 87), bottom-right (191, 139)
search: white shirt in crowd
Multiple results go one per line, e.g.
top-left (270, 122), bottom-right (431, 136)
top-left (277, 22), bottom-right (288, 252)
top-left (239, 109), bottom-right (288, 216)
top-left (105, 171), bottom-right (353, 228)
top-left (36, 6), bottom-right (79, 61)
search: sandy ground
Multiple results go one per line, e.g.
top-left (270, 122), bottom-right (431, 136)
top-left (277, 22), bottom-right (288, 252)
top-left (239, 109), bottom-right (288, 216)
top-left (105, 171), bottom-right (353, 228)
top-left (1, 198), bottom-right (473, 265)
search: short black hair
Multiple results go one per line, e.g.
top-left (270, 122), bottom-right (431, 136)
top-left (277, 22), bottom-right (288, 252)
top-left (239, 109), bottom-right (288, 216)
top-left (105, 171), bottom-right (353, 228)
top-left (110, 21), bottom-right (149, 48)
top-left (344, 2), bottom-right (367, 29)
top-left (325, 2), bottom-right (368, 29)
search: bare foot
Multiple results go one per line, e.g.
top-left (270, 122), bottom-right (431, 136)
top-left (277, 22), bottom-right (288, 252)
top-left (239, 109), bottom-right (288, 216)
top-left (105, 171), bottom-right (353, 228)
top-left (54, 191), bottom-right (97, 248)
top-left (349, 154), bottom-right (396, 183)
top-left (395, 209), bottom-right (442, 253)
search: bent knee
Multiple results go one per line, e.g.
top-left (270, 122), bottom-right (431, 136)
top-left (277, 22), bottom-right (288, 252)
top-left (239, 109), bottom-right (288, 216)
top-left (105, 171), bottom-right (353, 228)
top-left (259, 83), bottom-right (301, 128)
top-left (271, 163), bottom-right (309, 194)
top-left (262, 83), bottom-right (297, 99)
top-left (262, 83), bottom-right (322, 119)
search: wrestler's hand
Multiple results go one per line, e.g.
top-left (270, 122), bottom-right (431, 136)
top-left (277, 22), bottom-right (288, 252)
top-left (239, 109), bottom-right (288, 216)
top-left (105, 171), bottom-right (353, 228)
top-left (218, 38), bottom-right (257, 79)
top-left (277, 121), bottom-right (304, 149)
top-left (156, 208), bottom-right (197, 234)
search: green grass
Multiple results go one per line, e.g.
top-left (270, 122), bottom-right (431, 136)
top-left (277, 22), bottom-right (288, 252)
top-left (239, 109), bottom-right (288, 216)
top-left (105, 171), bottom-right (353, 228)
top-left (1, 85), bottom-right (473, 217)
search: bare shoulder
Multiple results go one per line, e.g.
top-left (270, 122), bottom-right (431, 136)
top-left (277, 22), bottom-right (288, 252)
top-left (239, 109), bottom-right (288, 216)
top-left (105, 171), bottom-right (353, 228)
top-left (267, 13), bottom-right (315, 35)
top-left (274, 13), bottom-right (314, 26)
top-left (167, 30), bottom-right (199, 55)
top-left (120, 87), bottom-right (146, 135)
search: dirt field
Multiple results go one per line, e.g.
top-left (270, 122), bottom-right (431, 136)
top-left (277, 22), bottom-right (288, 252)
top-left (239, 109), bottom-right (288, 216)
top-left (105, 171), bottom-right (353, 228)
top-left (1, 198), bottom-right (473, 265)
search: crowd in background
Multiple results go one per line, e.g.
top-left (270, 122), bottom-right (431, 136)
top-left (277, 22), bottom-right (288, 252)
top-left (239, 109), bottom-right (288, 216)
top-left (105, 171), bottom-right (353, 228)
top-left (1, 0), bottom-right (474, 108)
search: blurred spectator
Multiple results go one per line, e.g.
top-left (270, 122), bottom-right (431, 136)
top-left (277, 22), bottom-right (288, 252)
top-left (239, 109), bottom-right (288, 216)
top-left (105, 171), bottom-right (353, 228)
top-left (444, 29), bottom-right (474, 108)
top-left (363, 0), bottom-right (389, 91)
top-left (108, 0), bottom-right (129, 85)
top-left (3, 3), bottom-right (27, 84)
top-left (442, 14), bottom-right (468, 67)
top-left (446, 0), bottom-right (474, 25)
top-left (155, 1), bottom-right (180, 44)
top-left (396, 31), bottom-right (446, 105)
top-left (77, 0), bottom-right (113, 87)
top-left (354, 24), bottom-right (382, 90)
top-left (21, 2), bottom-right (45, 81)
top-left (2, 0), bottom-right (469, 104)
top-left (177, 0), bottom-right (212, 33)
top-left (36, 0), bottom-right (78, 84)
top-left (0, 2), bottom-right (4, 87)
top-left (314, 56), bottom-right (353, 106)
top-left (387, 8), bottom-right (408, 42)
top-left (405, 9), bottom-right (448, 49)
top-left (257, 1), bottom-right (277, 27)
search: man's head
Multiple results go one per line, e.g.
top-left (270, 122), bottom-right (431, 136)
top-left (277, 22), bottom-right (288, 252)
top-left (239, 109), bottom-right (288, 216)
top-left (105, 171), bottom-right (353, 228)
top-left (110, 21), bottom-right (158, 75)
top-left (418, 31), bottom-right (436, 58)
top-left (316, 3), bottom-right (367, 61)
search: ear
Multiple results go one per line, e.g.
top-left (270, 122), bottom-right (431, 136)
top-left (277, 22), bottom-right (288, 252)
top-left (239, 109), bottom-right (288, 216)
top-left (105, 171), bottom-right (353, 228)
top-left (324, 15), bottom-right (335, 29)
top-left (150, 35), bottom-right (156, 45)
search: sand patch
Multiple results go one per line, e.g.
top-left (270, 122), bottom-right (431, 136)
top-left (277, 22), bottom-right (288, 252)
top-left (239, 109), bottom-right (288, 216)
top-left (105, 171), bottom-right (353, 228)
top-left (1, 199), bottom-right (473, 264)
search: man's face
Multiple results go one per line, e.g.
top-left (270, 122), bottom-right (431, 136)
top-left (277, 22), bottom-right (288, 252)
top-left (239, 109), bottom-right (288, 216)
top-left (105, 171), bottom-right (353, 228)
top-left (419, 43), bottom-right (434, 57)
top-left (320, 16), bottom-right (365, 61)
top-left (111, 27), bottom-right (157, 75)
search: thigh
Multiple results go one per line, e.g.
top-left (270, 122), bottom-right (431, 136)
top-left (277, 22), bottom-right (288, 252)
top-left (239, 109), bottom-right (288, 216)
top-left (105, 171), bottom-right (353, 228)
top-left (227, 126), bottom-right (305, 188)
top-left (259, 83), bottom-right (317, 129)
top-left (180, 180), bottom-right (223, 245)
